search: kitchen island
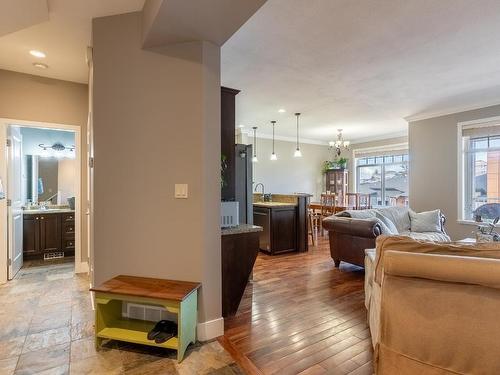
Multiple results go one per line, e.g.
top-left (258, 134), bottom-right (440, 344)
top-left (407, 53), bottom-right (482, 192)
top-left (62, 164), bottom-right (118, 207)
top-left (221, 224), bottom-right (262, 317)
top-left (253, 193), bottom-right (311, 255)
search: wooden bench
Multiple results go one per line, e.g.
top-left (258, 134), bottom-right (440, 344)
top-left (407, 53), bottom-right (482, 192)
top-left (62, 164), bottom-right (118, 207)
top-left (90, 275), bottom-right (200, 362)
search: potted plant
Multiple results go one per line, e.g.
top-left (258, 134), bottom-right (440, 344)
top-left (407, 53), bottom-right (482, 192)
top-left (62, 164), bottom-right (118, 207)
top-left (336, 157), bottom-right (348, 169)
top-left (322, 157), bottom-right (348, 174)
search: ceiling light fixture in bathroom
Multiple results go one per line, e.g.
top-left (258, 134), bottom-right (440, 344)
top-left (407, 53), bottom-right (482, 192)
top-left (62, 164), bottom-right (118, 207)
top-left (39, 142), bottom-right (75, 158)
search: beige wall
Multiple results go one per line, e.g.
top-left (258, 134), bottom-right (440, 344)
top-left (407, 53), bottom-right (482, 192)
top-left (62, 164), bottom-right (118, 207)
top-left (92, 12), bottom-right (221, 328)
top-left (252, 138), bottom-right (331, 201)
top-left (0, 69), bottom-right (89, 263)
top-left (409, 104), bottom-right (500, 240)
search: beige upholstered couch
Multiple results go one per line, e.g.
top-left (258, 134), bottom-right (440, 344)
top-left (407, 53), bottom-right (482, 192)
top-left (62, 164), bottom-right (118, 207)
top-left (366, 236), bottom-right (500, 374)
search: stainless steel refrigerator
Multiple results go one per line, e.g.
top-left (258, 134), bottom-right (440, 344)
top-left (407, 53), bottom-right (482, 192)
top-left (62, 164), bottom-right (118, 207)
top-left (235, 144), bottom-right (253, 224)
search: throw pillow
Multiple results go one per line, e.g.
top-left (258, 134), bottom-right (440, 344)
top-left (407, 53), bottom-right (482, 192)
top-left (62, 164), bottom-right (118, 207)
top-left (376, 207), bottom-right (411, 233)
top-left (376, 219), bottom-right (394, 235)
top-left (375, 212), bottom-right (399, 234)
top-left (409, 209), bottom-right (441, 232)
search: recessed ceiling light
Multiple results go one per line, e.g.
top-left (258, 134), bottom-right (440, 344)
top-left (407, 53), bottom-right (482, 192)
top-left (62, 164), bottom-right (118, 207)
top-left (33, 62), bottom-right (48, 69)
top-left (238, 124), bottom-right (245, 128)
top-left (278, 109), bottom-right (286, 113)
top-left (29, 50), bottom-right (46, 58)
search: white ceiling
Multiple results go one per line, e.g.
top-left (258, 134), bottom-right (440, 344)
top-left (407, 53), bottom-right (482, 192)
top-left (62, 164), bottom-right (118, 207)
top-left (222, 0), bottom-right (500, 143)
top-left (0, 0), bottom-right (145, 83)
top-left (3, 0), bottom-right (500, 143)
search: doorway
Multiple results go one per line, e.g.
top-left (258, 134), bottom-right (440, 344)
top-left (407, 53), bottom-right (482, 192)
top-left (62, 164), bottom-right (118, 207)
top-left (0, 119), bottom-right (84, 282)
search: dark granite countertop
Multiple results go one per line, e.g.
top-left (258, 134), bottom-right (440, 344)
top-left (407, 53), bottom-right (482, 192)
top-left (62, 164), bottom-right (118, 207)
top-left (221, 224), bottom-right (263, 236)
top-left (253, 202), bottom-right (297, 208)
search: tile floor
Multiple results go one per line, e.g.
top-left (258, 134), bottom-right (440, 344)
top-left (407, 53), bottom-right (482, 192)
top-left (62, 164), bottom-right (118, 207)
top-left (0, 263), bottom-right (242, 375)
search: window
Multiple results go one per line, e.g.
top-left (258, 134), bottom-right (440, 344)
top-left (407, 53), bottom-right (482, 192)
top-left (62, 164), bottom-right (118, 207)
top-left (356, 153), bottom-right (409, 207)
top-left (461, 122), bottom-right (500, 222)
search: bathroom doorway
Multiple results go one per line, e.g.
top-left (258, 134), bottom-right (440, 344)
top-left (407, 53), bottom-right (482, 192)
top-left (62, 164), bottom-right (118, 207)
top-left (0, 119), bottom-right (85, 281)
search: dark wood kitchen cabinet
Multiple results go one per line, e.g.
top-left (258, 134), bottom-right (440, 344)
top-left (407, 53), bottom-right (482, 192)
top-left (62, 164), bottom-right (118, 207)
top-left (254, 205), bottom-right (297, 254)
top-left (23, 212), bottom-right (75, 259)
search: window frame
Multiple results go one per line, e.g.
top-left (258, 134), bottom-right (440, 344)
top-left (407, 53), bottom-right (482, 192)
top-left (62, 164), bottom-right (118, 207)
top-left (355, 153), bottom-right (409, 207)
top-left (457, 116), bottom-right (500, 224)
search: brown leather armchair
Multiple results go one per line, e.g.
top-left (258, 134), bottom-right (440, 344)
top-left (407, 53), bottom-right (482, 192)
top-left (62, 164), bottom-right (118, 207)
top-left (322, 216), bottom-right (382, 267)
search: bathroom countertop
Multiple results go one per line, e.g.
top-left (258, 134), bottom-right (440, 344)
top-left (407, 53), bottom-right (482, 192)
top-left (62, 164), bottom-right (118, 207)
top-left (23, 209), bottom-right (75, 215)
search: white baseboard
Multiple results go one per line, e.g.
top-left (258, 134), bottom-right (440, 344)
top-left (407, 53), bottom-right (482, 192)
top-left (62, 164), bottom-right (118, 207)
top-left (75, 261), bottom-right (89, 274)
top-left (197, 317), bottom-right (224, 341)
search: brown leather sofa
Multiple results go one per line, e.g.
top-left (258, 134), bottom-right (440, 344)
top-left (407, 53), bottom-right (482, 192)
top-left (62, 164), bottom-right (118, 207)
top-left (323, 216), bottom-right (382, 267)
top-left (322, 208), bottom-right (447, 267)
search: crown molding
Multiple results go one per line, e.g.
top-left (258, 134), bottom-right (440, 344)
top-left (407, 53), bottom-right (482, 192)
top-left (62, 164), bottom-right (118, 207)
top-left (405, 100), bottom-right (500, 123)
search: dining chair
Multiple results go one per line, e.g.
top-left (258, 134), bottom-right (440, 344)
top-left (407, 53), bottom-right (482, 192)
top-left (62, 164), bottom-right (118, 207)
top-left (358, 193), bottom-right (372, 209)
top-left (307, 210), bottom-right (316, 246)
top-left (345, 193), bottom-right (359, 210)
top-left (320, 193), bottom-right (336, 235)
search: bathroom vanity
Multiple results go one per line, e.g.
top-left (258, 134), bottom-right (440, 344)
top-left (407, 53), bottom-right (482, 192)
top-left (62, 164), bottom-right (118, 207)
top-left (23, 209), bottom-right (75, 259)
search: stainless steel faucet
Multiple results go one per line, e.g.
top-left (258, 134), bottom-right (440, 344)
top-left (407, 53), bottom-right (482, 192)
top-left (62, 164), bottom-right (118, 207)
top-left (254, 183), bottom-right (265, 200)
top-left (40, 192), bottom-right (58, 209)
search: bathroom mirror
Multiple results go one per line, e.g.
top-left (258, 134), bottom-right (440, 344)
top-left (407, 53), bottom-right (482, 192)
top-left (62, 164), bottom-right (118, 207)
top-left (25, 155), bottom-right (76, 205)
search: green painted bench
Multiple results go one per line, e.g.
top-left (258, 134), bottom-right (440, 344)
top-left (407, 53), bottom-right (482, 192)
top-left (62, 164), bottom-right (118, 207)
top-left (90, 275), bottom-right (200, 362)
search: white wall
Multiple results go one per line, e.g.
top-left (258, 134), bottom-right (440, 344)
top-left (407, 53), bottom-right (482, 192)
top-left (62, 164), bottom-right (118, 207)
top-left (409, 104), bottom-right (500, 240)
top-left (252, 137), bottom-right (331, 201)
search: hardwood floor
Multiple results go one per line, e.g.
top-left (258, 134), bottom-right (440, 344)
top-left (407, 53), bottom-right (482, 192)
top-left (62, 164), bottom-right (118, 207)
top-left (220, 234), bottom-right (373, 375)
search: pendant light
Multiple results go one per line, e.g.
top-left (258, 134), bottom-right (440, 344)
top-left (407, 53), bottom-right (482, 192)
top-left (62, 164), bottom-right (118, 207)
top-left (270, 121), bottom-right (277, 160)
top-left (294, 112), bottom-right (302, 157)
top-left (252, 126), bottom-right (258, 163)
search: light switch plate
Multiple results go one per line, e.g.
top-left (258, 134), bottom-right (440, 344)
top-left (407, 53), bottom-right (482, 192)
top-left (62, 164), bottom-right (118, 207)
top-left (175, 184), bottom-right (188, 199)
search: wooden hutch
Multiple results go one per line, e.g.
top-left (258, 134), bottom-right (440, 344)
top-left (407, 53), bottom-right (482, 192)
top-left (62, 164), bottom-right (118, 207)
top-left (325, 169), bottom-right (349, 201)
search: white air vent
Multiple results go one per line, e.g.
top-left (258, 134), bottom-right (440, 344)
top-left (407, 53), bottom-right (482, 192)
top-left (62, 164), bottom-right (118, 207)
top-left (44, 252), bottom-right (64, 260)
top-left (221, 201), bottom-right (239, 228)
top-left (123, 302), bottom-right (177, 323)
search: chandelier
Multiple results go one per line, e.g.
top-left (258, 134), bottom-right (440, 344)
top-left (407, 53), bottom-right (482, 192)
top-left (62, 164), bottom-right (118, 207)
top-left (329, 129), bottom-right (350, 156)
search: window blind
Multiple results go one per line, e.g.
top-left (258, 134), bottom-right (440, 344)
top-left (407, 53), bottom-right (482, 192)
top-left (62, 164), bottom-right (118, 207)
top-left (354, 147), bottom-right (408, 158)
top-left (462, 123), bottom-right (500, 138)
